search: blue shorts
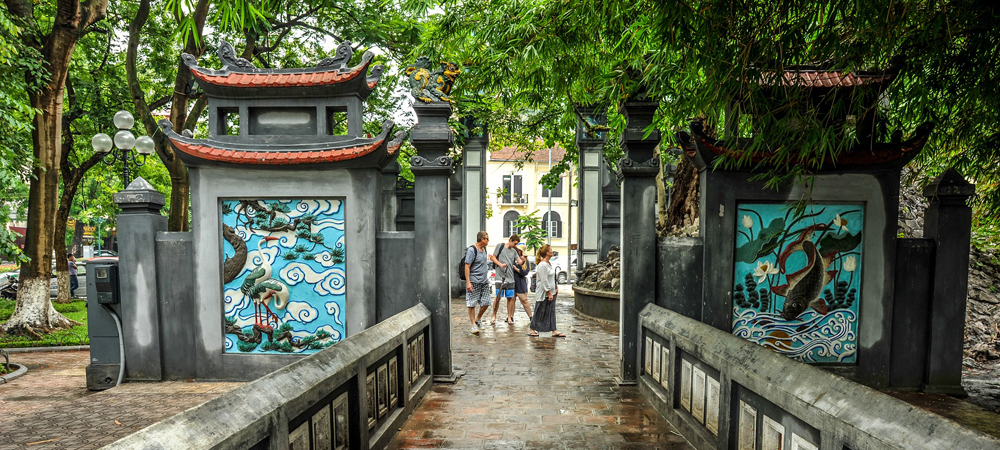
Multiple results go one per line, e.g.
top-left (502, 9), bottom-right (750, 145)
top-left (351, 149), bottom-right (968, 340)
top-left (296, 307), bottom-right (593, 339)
top-left (499, 288), bottom-right (515, 299)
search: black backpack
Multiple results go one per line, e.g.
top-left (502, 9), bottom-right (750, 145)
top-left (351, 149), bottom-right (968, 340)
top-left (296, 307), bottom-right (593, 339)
top-left (457, 245), bottom-right (474, 281)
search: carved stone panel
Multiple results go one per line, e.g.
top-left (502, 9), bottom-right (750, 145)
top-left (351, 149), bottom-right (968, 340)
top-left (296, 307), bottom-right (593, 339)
top-left (222, 199), bottom-right (347, 355)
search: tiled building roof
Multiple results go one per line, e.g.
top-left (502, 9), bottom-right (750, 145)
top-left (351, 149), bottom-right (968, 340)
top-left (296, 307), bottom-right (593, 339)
top-left (761, 69), bottom-right (894, 88)
top-left (189, 63), bottom-right (368, 88)
top-left (490, 145), bottom-right (567, 163)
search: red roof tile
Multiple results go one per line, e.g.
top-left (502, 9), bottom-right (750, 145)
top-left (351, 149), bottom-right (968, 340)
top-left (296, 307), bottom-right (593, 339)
top-left (761, 70), bottom-right (893, 88)
top-left (166, 137), bottom-right (387, 165)
top-left (490, 145), bottom-right (567, 163)
top-left (190, 63), bottom-right (368, 89)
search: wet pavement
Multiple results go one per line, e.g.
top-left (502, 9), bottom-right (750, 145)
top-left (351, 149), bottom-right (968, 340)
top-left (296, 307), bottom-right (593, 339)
top-left (386, 294), bottom-right (693, 450)
top-left (0, 350), bottom-right (242, 449)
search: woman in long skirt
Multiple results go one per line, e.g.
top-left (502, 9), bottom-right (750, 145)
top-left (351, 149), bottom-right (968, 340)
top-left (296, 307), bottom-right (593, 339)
top-left (511, 247), bottom-right (533, 323)
top-left (528, 244), bottom-right (565, 337)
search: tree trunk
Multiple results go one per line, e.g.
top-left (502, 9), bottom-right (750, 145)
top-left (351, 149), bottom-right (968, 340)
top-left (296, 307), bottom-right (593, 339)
top-left (72, 220), bottom-right (84, 255)
top-left (126, 0), bottom-right (209, 233)
top-left (2, 0), bottom-right (107, 337)
top-left (5, 91), bottom-right (78, 335)
top-left (659, 156), bottom-right (700, 236)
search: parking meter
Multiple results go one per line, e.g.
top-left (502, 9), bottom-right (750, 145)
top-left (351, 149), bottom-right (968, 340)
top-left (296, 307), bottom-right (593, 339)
top-left (87, 259), bottom-right (122, 390)
top-left (93, 263), bottom-right (120, 304)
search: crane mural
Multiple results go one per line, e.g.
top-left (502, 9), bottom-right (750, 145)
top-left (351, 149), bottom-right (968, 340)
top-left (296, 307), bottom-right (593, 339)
top-left (221, 199), bottom-right (347, 354)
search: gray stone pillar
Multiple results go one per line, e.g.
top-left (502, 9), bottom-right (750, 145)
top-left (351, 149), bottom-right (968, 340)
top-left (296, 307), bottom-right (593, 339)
top-left (450, 169), bottom-right (464, 298)
top-left (380, 159), bottom-right (400, 232)
top-left (461, 119), bottom-right (488, 246)
top-left (113, 177), bottom-right (168, 381)
top-left (922, 168), bottom-right (974, 396)
top-left (601, 157), bottom-right (621, 259)
top-left (575, 107), bottom-right (607, 277)
top-left (616, 101), bottom-right (660, 384)
top-left (410, 102), bottom-right (457, 382)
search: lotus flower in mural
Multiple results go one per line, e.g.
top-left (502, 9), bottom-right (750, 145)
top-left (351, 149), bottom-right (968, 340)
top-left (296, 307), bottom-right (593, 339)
top-left (833, 214), bottom-right (849, 233)
top-left (742, 215), bottom-right (754, 229)
top-left (753, 260), bottom-right (779, 283)
top-left (843, 256), bottom-right (857, 272)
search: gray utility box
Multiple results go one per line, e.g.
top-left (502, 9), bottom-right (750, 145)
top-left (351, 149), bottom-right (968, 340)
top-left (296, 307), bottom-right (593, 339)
top-left (86, 260), bottom-right (122, 391)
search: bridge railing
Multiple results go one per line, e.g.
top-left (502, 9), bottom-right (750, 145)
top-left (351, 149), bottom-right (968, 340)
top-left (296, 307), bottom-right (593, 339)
top-left (102, 304), bottom-right (433, 450)
top-left (637, 303), bottom-right (1000, 450)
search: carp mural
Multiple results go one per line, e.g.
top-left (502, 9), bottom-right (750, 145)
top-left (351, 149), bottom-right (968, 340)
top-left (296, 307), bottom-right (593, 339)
top-left (221, 199), bottom-right (346, 354)
top-left (731, 203), bottom-right (863, 363)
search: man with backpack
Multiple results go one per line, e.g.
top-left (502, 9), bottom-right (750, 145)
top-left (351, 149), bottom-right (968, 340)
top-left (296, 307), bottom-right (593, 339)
top-left (490, 234), bottom-right (520, 325)
top-left (463, 231), bottom-right (506, 335)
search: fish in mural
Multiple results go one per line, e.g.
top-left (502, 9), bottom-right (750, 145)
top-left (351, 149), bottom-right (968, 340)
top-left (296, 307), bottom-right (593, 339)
top-left (732, 204), bottom-right (863, 363)
top-left (773, 241), bottom-right (832, 320)
top-left (770, 224), bottom-right (838, 320)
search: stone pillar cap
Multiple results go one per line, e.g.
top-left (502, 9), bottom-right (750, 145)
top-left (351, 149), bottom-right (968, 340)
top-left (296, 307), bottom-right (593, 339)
top-left (923, 168), bottom-right (975, 198)
top-left (113, 176), bottom-right (166, 212)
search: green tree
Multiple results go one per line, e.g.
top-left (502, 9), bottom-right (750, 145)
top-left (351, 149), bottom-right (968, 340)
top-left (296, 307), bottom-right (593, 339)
top-left (3, 0), bottom-right (109, 337)
top-left (414, 0), bottom-right (1000, 230)
top-left (512, 210), bottom-right (547, 252)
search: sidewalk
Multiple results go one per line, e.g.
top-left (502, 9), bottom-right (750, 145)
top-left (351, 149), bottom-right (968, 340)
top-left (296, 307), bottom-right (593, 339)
top-left (0, 350), bottom-right (242, 449)
top-left (387, 293), bottom-right (693, 450)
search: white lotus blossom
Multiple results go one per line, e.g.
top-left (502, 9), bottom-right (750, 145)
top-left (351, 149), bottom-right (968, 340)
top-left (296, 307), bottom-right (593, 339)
top-left (833, 214), bottom-right (849, 233)
top-left (742, 215), bottom-right (753, 229)
top-left (754, 260), bottom-right (779, 283)
top-left (843, 256), bottom-right (857, 272)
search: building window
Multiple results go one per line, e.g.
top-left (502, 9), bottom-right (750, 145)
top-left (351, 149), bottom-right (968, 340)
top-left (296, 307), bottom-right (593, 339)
top-left (502, 174), bottom-right (524, 203)
top-left (541, 177), bottom-right (564, 198)
top-left (542, 211), bottom-right (562, 238)
top-left (503, 211), bottom-right (521, 237)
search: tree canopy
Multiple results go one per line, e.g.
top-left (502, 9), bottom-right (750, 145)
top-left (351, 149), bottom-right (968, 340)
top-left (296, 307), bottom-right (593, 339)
top-left (411, 0), bottom-right (1000, 223)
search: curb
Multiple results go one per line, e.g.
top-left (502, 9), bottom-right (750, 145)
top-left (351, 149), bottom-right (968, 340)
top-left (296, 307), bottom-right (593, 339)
top-left (572, 307), bottom-right (619, 325)
top-left (2, 345), bottom-right (90, 354)
top-left (0, 363), bottom-right (27, 383)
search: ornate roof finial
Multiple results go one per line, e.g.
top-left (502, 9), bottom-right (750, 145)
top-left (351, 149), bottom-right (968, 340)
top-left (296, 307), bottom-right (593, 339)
top-left (317, 41), bottom-right (354, 69)
top-left (405, 57), bottom-right (459, 104)
top-left (218, 41), bottom-right (256, 69)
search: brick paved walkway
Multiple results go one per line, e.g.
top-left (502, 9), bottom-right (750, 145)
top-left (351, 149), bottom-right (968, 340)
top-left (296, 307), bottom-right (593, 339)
top-left (387, 295), bottom-right (693, 450)
top-left (0, 350), bottom-right (242, 449)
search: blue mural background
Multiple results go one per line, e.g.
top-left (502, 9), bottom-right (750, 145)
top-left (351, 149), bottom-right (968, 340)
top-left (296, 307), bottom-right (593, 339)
top-left (221, 199), bottom-right (346, 354)
top-left (731, 203), bottom-right (863, 363)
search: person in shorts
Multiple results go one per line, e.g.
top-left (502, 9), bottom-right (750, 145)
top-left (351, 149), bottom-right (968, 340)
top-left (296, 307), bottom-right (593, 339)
top-left (465, 231), bottom-right (506, 335)
top-left (490, 235), bottom-right (520, 325)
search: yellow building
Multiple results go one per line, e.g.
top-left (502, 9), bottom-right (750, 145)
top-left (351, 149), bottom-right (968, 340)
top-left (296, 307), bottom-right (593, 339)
top-left (485, 146), bottom-right (576, 283)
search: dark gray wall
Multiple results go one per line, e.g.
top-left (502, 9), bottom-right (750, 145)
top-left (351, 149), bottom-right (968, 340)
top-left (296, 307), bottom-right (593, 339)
top-left (376, 231), bottom-right (416, 322)
top-left (116, 191), bottom-right (168, 381)
top-left (697, 170), bottom-right (897, 387)
top-left (600, 161), bottom-right (621, 259)
top-left (655, 237), bottom-right (704, 321)
top-left (889, 238), bottom-right (934, 390)
top-left (637, 303), bottom-right (1000, 450)
top-left (155, 232), bottom-right (197, 380)
top-left (103, 304), bottom-right (434, 450)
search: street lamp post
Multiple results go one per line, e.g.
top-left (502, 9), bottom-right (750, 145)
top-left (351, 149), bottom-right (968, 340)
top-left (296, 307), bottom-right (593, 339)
top-left (91, 110), bottom-right (156, 187)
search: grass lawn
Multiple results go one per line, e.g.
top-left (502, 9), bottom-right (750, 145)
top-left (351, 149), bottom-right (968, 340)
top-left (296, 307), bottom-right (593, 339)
top-left (0, 298), bottom-right (89, 348)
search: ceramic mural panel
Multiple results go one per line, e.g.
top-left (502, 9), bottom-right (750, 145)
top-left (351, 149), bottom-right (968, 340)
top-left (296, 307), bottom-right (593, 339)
top-left (732, 203), bottom-right (863, 363)
top-left (221, 199), bottom-right (346, 354)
